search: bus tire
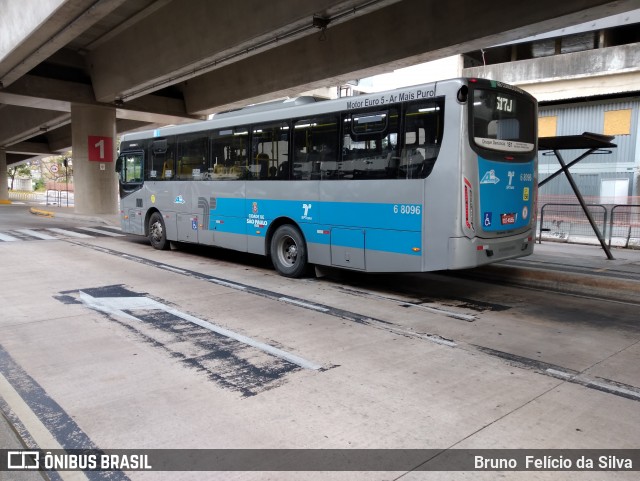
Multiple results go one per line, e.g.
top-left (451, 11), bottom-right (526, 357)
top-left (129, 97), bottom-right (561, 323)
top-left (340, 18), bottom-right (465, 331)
top-left (270, 224), bottom-right (308, 278)
top-left (148, 212), bottom-right (169, 250)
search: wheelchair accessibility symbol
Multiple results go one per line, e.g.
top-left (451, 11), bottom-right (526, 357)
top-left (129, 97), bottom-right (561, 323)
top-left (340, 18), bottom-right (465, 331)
top-left (484, 212), bottom-right (492, 227)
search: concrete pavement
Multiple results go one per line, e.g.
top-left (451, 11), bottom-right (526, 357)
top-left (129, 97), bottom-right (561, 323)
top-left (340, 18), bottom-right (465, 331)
top-left (0, 204), bottom-right (637, 479)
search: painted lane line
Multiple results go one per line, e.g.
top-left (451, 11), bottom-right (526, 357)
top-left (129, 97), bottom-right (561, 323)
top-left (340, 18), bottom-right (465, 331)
top-left (46, 228), bottom-right (94, 238)
top-left (0, 232), bottom-right (20, 241)
top-left (15, 228), bottom-right (57, 240)
top-left (77, 226), bottom-right (126, 237)
top-left (79, 292), bottom-right (323, 371)
top-left (575, 376), bottom-right (640, 401)
top-left (421, 334), bottom-right (457, 347)
top-left (0, 373), bottom-right (89, 481)
top-left (545, 368), bottom-right (573, 379)
top-left (546, 367), bottom-right (640, 399)
top-left (209, 278), bottom-right (248, 290)
top-left (159, 264), bottom-right (187, 274)
top-left (336, 285), bottom-right (476, 322)
top-left (278, 297), bottom-right (330, 312)
top-left (478, 346), bottom-right (640, 403)
top-left (413, 303), bottom-right (476, 322)
top-left (0, 344), bottom-right (131, 480)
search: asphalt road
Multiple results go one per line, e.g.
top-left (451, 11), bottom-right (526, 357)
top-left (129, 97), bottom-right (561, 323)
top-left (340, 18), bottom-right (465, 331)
top-left (1, 203), bottom-right (638, 481)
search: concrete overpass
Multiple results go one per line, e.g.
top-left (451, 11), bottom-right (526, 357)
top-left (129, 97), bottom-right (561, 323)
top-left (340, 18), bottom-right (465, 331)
top-left (1, 0), bottom-right (640, 213)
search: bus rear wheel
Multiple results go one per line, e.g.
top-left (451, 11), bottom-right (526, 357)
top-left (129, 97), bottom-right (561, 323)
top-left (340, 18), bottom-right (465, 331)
top-left (270, 225), bottom-right (308, 278)
top-left (148, 212), bottom-right (169, 250)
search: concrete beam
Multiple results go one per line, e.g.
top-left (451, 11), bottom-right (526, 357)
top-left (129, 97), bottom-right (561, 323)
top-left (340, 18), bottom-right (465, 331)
top-left (41, 119), bottom-right (153, 154)
top-left (0, 75), bottom-right (95, 110)
top-left (0, 0), bottom-right (66, 64)
top-left (0, 74), bottom-right (202, 124)
top-left (0, 106), bottom-right (70, 147)
top-left (6, 141), bottom-right (56, 156)
top-left (115, 119), bottom-right (155, 135)
top-left (6, 153), bottom-right (33, 166)
top-left (116, 97), bottom-right (204, 124)
top-left (183, 0), bottom-right (640, 114)
top-left (0, 0), bottom-right (128, 87)
top-left (464, 42), bottom-right (640, 84)
top-left (86, 0), bottom-right (394, 102)
top-left (512, 71), bottom-right (640, 102)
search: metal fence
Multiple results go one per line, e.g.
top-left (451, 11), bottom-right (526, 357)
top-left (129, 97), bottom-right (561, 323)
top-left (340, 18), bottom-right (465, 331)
top-left (8, 191), bottom-right (40, 202)
top-left (609, 205), bottom-right (640, 248)
top-left (538, 203), bottom-right (640, 248)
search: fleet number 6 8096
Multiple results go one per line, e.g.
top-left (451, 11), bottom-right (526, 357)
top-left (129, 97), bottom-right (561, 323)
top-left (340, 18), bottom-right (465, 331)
top-left (393, 204), bottom-right (421, 215)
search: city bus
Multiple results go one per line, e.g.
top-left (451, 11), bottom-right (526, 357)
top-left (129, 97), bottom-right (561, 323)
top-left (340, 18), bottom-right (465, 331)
top-left (116, 78), bottom-right (537, 277)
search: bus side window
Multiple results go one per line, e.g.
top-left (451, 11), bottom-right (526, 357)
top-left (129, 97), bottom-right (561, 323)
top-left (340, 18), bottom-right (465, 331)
top-left (400, 100), bottom-right (444, 179)
top-left (151, 137), bottom-right (175, 180)
top-left (178, 134), bottom-right (209, 180)
top-left (251, 122), bottom-right (289, 180)
top-left (118, 152), bottom-right (144, 184)
top-left (341, 108), bottom-right (399, 180)
top-left (211, 127), bottom-right (249, 180)
top-left (293, 115), bottom-right (339, 180)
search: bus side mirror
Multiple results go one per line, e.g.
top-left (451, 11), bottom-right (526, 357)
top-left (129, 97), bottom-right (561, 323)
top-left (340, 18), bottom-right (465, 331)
top-left (115, 157), bottom-right (122, 173)
top-left (457, 86), bottom-right (468, 103)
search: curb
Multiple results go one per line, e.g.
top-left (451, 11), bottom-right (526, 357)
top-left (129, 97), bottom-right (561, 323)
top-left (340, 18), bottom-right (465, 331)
top-left (469, 263), bottom-right (640, 304)
top-left (29, 206), bottom-right (117, 226)
top-left (29, 207), bottom-right (55, 217)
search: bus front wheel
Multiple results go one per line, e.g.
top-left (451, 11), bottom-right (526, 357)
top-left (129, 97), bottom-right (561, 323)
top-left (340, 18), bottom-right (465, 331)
top-left (270, 225), bottom-right (308, 278)
top-left (148, 212), bottom-right (169, 250)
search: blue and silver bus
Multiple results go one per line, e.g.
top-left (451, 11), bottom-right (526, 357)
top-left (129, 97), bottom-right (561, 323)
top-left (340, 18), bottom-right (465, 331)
top-left (117, 78), bottom-right (537, 277)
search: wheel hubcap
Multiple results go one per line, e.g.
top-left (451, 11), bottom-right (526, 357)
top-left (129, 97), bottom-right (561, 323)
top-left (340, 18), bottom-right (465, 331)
top-left (150, 221), bottom-right (162, 242)
top-left (279, 236), bottom-right (297, 267)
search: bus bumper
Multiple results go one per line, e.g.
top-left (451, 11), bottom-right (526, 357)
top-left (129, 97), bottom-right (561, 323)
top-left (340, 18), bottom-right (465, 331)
top-left (447, 232), bottom-right (534, 269)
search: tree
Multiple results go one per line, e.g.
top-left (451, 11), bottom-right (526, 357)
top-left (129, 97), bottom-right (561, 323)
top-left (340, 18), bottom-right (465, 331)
top-left (8, 165), bottom-right (32, 191)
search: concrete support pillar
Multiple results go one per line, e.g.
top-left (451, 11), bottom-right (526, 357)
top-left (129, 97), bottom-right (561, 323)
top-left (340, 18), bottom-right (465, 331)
top-left (0, 149), bottom-right (9, 204)
top-left (71, 104), bottom-right (118, 215)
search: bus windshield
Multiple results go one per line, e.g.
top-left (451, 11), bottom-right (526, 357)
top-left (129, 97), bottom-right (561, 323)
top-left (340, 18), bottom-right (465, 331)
top-left (471, 87), bottom-right (535, 154)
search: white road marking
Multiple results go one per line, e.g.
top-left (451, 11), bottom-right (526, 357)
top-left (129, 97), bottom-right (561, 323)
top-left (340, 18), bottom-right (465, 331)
top-left (79, 292), bottom-right (323, 370)
top-left (413, 303), bottom-right (476, 322)
top-left (0, 373), bottom-right (89, 481)
top-left (209, 279), bottom-right (248, 290)
top-left (278, 297), bottom-right (329, 312)
top-left (576, 376), bottom-right (640, 400)
top-left (159, 264), bottom-right (187, 274)
top-left (546, 368), bottom-right (573, 379)
top-left (46, 228), bottom-right (93, 238)
top-left (546, 368), bottom-right (640, 400)
top-left (15, 229), bottom-right (57, 240)
top-left (77, 226), bottom-right (126, 237)
top-left (0, 232), bottom-right (19, 241)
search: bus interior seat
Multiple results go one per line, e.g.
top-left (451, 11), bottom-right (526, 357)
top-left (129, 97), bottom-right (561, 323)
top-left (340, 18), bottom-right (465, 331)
top-left (256, 153), bottom-right (270, 179)
top-left (162, 159), bottom-right (174, 179)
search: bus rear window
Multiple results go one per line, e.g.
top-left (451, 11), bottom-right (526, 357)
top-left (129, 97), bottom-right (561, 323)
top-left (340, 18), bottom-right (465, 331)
top-left (472, 88), bottom-right (535, 154)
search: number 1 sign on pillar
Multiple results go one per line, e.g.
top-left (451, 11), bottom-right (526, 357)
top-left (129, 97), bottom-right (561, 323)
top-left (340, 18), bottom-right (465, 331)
top-left (88, 136), bottom-right (113, 162)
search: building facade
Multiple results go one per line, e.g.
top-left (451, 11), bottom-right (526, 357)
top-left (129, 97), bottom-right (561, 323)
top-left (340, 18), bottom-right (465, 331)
top-left (462, 10), bottom-right (640, 204)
